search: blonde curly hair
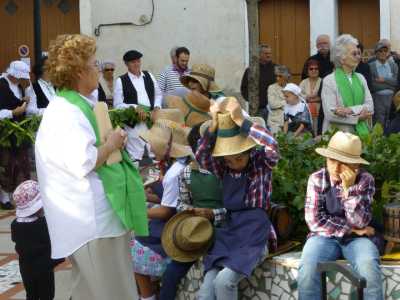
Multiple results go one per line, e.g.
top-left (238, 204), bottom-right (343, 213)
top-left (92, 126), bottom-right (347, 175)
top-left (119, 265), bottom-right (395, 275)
top-left (46, 34), bottom-right (96, 90)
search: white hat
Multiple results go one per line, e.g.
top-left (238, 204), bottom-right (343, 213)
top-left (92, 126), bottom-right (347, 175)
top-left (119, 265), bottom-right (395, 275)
top-left (13, 180), bottom-right (43, 218)
top-left (282, 83), bottom-right (302, 97)
top-left (7, 61), bottom-right (30, 80)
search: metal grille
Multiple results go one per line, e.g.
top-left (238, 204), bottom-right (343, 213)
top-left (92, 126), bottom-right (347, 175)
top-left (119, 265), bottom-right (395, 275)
top-left (5, 0), bottom-right (17, 15)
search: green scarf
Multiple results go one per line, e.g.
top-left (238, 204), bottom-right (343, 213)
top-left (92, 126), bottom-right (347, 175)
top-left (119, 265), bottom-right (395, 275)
top-left (58, 89), bottom-right (148, 236)
top-left (334, 68), bottom-right (369, 137)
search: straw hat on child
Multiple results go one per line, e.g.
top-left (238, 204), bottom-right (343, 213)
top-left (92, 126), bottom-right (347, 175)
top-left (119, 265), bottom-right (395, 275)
top-left (180, 64), bottom-right (222, 93)
top-left (165, 91), bottom-right (211, 127)
top-left (200, 97), bottom-right (265, 157)
top-left (315, 131), bottom-right (369, 165)
top-left (139, 118), bottom-right (192, 158)
top-left (162, 211), bottom-right (214, 262)
top-left (152, 108), bottom-right (185, 124)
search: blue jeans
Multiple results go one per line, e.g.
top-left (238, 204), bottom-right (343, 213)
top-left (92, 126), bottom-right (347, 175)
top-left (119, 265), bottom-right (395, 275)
top-left (298, 235), bottom-right (383, 300)
top-left (198, 267), bottom-right (245, 300)
top-left (159, 260), bottom-right (194, 300)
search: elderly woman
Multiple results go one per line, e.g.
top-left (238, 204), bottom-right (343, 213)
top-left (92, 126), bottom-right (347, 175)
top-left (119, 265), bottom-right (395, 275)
top-left (98, 60), bottom-right (115, 107)
top-left (322, 34), bottom-right (374, 136)
top-left (299, 59), bottom-right (322, 135)
top-left (35, 34), bottom-right (147, 300)
top-left (267, 65), bottom-right (290, 134)
top-left (369, 41), bottom-right (398, 129)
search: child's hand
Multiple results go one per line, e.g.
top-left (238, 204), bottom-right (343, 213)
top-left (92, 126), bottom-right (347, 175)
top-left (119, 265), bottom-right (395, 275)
top-left (339, 165), bottom-right (358, 198)
top-left (209, 100), bottom-right (220, 133)
top-left (225, 98), bottom-right (244, 126)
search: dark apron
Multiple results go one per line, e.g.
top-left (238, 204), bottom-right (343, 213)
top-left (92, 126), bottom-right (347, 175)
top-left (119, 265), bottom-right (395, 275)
top-left (324, 183), bottom-right (384, 255)
top-left (203, 172), bottom-right (271, 277)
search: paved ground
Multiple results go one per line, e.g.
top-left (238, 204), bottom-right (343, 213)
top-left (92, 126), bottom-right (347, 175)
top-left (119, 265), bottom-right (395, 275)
top-left (0, 210), bottom-right (72, 300)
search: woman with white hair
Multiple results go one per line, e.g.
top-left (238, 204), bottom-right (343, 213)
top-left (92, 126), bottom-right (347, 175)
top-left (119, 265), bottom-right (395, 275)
top-left (98, 60), bottom-right (115, 107)
top-left (321, 34), bottom-right (374, 136)
top-left (267, 65), bottom-right (290, 134)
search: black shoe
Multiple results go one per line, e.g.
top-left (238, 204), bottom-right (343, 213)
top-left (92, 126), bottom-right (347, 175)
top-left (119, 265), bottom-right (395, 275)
top-left (0, 202), bottom-right (14, 210)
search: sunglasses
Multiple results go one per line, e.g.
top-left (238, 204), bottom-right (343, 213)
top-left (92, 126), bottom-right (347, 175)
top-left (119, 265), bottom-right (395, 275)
top-left (104, 68), bottom-right (114, 72)
top-left (308, 67), bottom-right (319, 71)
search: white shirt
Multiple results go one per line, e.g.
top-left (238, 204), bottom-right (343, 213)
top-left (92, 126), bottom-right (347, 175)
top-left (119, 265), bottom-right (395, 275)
top-left (0, 76), bottom-right (23, 120)
top-left (113, 71), bottom-right (162, 160)
top-left (35, 94), bottom-right (126, 259)
top-left (26, 79), bottom-right (56, 116)
top-left (161, 160), bottom-right (187, 208)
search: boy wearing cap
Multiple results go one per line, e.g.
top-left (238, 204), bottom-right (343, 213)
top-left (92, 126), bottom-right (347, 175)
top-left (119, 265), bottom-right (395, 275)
top-left (298, 131), bottom-right (383, 300)
top-left (0, 60), bottom-right (32, 210)
top-left (113, 50), bottom-right (163, 165)
top-left (195, 97), bottom-right (279, 300)
top-left (11, 180), bottom-right (64, 300)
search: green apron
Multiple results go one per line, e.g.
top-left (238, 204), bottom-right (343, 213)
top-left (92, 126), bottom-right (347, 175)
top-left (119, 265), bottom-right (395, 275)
top-left (58, 89), bottom-right (149, 236)
top-left (190, 169), bottom-right (223, 209)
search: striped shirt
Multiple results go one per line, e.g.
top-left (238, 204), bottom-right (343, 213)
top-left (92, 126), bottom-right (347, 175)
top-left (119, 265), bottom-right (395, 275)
top-left (305, 168), bottom-right (375, 238)
top-left (157, 65), bottom-right (190, 95)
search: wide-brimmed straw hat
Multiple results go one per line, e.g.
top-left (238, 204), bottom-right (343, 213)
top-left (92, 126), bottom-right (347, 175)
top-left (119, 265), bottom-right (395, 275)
top-left (393, 90), bottom-right (400, 111)
top-left (181, 64), bottom-right (221, 93)
top-left (165, 91), bottom-right (211, 127)
top-left (315, 131), bottom-right (369, 165)
top-left (140, 119), bottom-right (192, 158)
top-left (13, 180), bottom-right (42, 218)
top-left (162, 211), bottom-right (214, 262)
top-left (199, 98), bottom-right (265, 157)
top-left (152, 108), bottom-right (185, 124)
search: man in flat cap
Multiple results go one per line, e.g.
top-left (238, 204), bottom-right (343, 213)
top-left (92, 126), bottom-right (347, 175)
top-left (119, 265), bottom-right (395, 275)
top-left (113, 50), bottom-right (162, 165)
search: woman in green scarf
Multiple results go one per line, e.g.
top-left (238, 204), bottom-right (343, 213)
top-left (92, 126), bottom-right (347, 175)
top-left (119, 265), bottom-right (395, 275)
top-left (321, 34), bottom-right (374, 137)
top-left (35, 34), bottom-right (146, 300)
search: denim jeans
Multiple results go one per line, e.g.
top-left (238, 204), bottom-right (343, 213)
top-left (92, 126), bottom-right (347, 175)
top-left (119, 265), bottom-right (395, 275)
top-left (197, 267), bottom-right (245, 300)
top-left (159, 260), bottom-right (194, 300)
top-left (298, 235), bottom-right (383, 300)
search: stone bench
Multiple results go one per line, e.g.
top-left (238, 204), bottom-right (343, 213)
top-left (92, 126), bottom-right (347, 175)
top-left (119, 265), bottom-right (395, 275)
top-left (176, 251), bottom-right (400, 299)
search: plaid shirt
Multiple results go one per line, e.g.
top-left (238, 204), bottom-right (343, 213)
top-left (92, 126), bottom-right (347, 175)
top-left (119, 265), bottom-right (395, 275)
top-left (195, 119), bottom-right (280, 248)
top-left (176, 164), bottom-right (227, 226)
top-left (305, 168), bottom-right (375, 238)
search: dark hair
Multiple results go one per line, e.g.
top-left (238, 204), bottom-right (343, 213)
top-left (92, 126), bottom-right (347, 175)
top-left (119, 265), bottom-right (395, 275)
top-left (32, 56), bottom-right (48, 79)
top-left (188, 123), bottom-right (202, 153)
top-left (305, 59), bottom-right (320, 70)
top-left (175, 47), bottom-right (190, 58)
top-left (357, 42), bottom-right (364, 53)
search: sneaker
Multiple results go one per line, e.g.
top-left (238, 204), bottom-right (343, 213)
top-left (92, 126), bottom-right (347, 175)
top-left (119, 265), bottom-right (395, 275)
top-left (0, 202), bottom-right (14, 210)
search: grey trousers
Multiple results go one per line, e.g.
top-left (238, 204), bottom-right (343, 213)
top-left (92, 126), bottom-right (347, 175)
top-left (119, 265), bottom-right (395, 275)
top-left (373, 92), bottom-right (394, 129)
top-left (70, 233), bottom-right (138, 300)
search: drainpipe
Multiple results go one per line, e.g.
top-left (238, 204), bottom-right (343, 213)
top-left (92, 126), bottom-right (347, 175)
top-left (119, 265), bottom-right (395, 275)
top-left (33, 0), bottom-right (42, 64)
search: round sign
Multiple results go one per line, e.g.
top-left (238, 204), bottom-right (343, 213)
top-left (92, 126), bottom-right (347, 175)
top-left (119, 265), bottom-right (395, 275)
top-left (18, 45), bottom-right (30, 57)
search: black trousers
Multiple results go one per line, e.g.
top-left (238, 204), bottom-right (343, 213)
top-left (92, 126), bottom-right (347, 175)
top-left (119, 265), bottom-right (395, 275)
top-left (20, 264), bottom-right (55, 300)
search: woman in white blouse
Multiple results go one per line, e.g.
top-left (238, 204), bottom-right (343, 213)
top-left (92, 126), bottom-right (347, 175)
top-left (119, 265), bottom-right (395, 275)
top-left (35, 34), bottom-right (140, 300)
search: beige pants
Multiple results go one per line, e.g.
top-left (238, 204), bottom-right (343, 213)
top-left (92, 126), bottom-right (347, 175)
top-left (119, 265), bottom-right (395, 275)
top-left (70, 233), bottom-right (138, 300)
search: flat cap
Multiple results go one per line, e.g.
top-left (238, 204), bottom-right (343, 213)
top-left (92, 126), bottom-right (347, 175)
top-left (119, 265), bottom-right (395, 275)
top-left (123, 50), bottom-right (143, 62)
top-left (375, 42), bottom-right (388, 53)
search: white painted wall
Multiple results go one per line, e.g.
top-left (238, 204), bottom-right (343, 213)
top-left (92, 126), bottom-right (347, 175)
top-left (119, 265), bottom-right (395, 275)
top-left (390, 0), bottom-right (400, 52)
top-left (80, 0), bottom-right (248, 94)
top-left (309, 0), bottom-right (338, 55)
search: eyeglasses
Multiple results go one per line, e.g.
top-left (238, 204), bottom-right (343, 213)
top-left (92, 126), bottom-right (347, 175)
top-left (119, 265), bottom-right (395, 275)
top-left (350, 51), bottom-right (361, 58)
top-left (104, 68), bottom-right (114, 72)
top-left (308, 67), bottom-right (319, 71)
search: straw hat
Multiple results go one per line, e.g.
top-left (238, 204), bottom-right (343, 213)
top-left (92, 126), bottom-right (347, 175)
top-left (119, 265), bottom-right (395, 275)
top-left (393, 90), bottom-right (400, 111)
top-left (162, 211), bottom-right (214, 262)
top-left (152, 108), bottom-right (185, 124)
top-left (140, 119), bottom-right (192, 158)
top-left (315, 131), bottom-right (369, 165)
top-left (199, 98), bottom-right (265, 157)
top-left (181, 64), bottom-right (221, 93)
top-left (165, 91), bottom-right (211, 127)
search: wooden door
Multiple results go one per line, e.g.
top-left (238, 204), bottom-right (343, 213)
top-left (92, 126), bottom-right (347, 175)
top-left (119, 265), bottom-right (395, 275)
top-left (339, 0), bottom-right (380, 50)
top-left (0, 0), bottom-right (80, 72)
top-left (259, 0), bottom-right (310, 83)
